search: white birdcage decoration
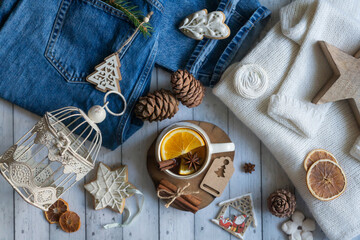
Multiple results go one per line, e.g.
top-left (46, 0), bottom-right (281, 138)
top-left (0, 91), bottom-right (126, 211)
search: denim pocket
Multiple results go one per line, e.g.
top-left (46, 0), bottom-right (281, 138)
top-left (45, 0), bottom-right (135, 83)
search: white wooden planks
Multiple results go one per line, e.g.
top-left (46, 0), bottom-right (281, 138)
top-left (194, 91), bottom-right (231, 240)
top-left (0, 0), bottom-right (353, 239)
top-left (0, 99), bottom-right (14, 240)
top-left (228, 111), bottom-right (262, 240)
top-left (121, 68), bottom-right (159, 240)
top-left (156, 68), bottom-right (195, 240)
top-left (261, 146), bottom-right (294, 240)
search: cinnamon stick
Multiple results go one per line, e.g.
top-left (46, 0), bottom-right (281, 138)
top-left (165, 198), bottom-right (198, 214)
top-left (159, 165), bottom-right (176, 171)
top-left (157, 184), bottom-right (199, 213)
top-left (174, 199), bottom-right (198, 214)
top-left (158, 187), bottom-right (199, 213)
top-left (158, 159), bottom-right (177, 171)
top-left (160, 179), bottom-right (202, 207)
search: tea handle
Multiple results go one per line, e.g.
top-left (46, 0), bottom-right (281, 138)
top-left (210, 142), bottom-right (235, 154)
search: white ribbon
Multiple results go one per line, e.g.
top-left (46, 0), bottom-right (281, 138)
top-left (103, 188), bottom-right (144, 229)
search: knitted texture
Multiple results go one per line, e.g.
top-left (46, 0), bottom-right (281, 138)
top-left (213, 0), bottom-right (360, 239)
top-left (269, 0), bottom-right (360, 138)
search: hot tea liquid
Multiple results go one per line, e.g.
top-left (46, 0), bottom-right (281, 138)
top-left (160, 128), bottom-right (207, 175)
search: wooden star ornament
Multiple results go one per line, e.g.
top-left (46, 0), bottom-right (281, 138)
top-left (312, 41), bottom-right (360, 125)
top-left (84, 162), bottom-right (136, 213)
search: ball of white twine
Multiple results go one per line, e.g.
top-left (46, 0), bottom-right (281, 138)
top-left (233, 64), bottom-right (268, 99)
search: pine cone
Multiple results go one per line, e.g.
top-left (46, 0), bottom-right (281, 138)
top-left (134, 89), bottom-right (179, 122)
top-left (267, 189), bottom-right (296, 218)
top-left (171, 69), bottom-right (205, 108)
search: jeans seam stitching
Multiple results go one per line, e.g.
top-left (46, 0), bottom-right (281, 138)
top-left (83, 0), bottom-right (129, 21)
top-left (117, 40), bottom-right (158, 143)
top-left (146, 0), bottom-right (164, 12)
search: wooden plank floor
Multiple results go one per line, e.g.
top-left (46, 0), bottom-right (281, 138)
top-left (0, 1), bottom-right (356, 239)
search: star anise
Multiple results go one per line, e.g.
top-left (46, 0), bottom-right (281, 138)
top-left (183, 152), bottom-right (201, 171)
top-left (244, 162), bottom-right (255, 174)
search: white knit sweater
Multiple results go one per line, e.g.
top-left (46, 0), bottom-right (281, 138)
top-left (213, 0), bottom-right (360, 239)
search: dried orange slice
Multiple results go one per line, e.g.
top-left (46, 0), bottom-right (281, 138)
top-left (160, 128), bottom-right (206, 161)
top-left (59, 211), bottom-right (81, 233)
top-left (303, 149), bottom-right (337, 171)
top-left (44, 199), bottom-right (69, 224)
top-left (306, 159), bottom-right (346, 201)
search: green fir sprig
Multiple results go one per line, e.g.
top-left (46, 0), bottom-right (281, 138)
top-left (104, 0), bottom-right (153, 36)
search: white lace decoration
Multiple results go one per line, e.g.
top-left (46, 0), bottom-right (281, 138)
top-left (233, 64), bottom-right (268, 99)
top-left (4, 148), bottom-right (58, 207)
top-left (33, 118), bottom-right (92, 181)
top-left (0, 105), bottom-right (104, 211)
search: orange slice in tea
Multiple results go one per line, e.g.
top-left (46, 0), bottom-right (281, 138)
top-left (44, 199), bottom-right (69, 224)
top-left (303, 149), bottom-right (337, 171)
top-left (160, 128), bottom-right (206, 161)
top-left (179, 158), bottom-right (195, 175)
top-left (306, 159), bottom-right (346, 201)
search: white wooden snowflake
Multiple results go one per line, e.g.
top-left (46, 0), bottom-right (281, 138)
top-left (84, 162), bottom-right (135, 213)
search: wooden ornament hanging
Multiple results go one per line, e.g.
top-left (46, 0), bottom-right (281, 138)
top-left (86, 53), bottom-right (122, 93)
top-left (312, 41), bottom-right (360, 125)
top-left (86, 12), bottom-right (153, 93)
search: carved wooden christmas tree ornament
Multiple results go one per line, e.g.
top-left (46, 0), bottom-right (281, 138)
top-left (312, 41), bottom-right (360, 125)
top-left (86, 53), bottom-right (122, 92)
top-left (86, 12), bottom-right (153, 93)
top-left (211, 193), bottom-right (256, 239)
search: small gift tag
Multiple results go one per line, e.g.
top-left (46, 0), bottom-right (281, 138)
top-left (200, 157), bottom-right (234, 197)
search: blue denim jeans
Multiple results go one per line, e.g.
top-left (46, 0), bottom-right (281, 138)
top-left (0, 0), bottom-right (270, 150)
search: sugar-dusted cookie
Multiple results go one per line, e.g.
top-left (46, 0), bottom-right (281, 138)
top-left (179, 9), bottom-right (230, 40)
top-left (85, 162), bottom-right (136, 213)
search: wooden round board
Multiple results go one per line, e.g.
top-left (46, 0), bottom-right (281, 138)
top-left (147, 121), bottom-right (235, 211)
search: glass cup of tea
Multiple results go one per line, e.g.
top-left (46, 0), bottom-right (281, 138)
top-left (155, 122), bottom-right (235, 179)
